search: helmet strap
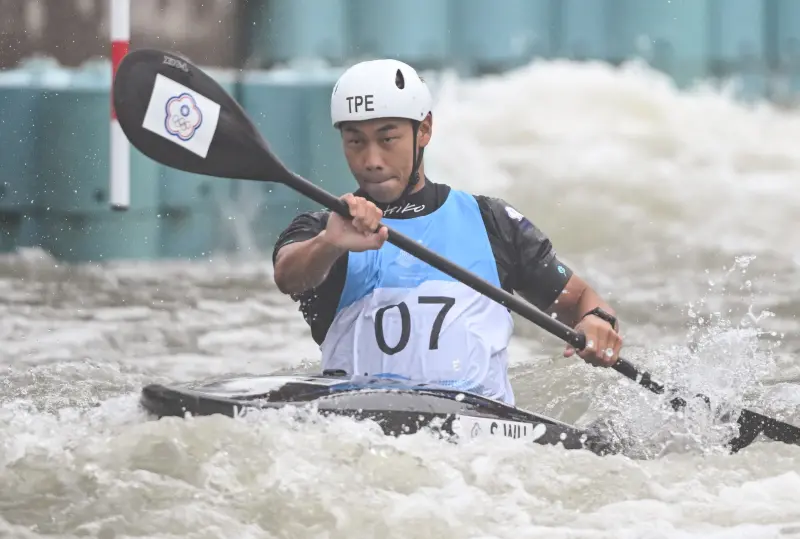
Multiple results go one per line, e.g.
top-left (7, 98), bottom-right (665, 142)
top-left (397, 120), bottom-right (424, 201)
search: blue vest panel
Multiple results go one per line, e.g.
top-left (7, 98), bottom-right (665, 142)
top-left (337, 189), bottom-right (501, 312)
top-left (321, 188), bottom-right (517, 404)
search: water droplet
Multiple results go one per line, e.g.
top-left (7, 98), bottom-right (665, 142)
top-left (531, 423), bottom-right (547, 441)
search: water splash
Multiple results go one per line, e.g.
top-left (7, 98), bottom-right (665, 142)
top-left (583, 255), bottom-right (785, 458)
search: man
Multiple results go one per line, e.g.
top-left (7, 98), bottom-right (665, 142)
top-left (272, 59), bottom-right (622, 405)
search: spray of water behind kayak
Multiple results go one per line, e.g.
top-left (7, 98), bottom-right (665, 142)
top-left (424, 59), bottom-right (800, 458)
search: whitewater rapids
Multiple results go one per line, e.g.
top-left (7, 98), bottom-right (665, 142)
top-left (2, 59), bottom-right (800, 538)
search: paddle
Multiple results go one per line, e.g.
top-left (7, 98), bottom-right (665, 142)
top-left (112, 48), bottom-right (800, 454)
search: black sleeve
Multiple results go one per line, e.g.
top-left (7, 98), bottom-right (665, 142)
top-left (271, 210), bottom-right (347, 345)
top-left (476, 195), bottom-right (573, 311)
top-left (271, 210), bottom-right (331, 263)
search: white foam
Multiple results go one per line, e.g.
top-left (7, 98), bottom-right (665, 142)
top-left (426, 59), bottom-right (800, 257)
top-left (1, 58), bottom-right (799, 537)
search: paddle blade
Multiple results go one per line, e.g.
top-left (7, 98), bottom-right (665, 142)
top-left (113, 48), bottom-right (288, 182)
top-left (728, 408), bottom-right (800, 453)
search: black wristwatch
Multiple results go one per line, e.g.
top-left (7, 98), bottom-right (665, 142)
top-left (581, 307), bottom-right (618, 331)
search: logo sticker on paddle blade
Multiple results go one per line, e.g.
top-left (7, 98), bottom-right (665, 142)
top-left (164, 93), bottom-right (203, 141)
top-left (141, 74), bottom-right (220, 158)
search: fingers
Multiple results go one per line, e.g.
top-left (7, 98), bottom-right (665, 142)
top-left (575, 324), bottom-right (623, 368)
top-left (595, 331), bottom-right (611, 366)
top-left (377, 225), bottom-right (389, 242)
top-left (579, 336), bottom-right (604, 367)
top-left (342, 194), bottom-right (383, 235)
top-left (369, 225), bottom-right (389, 249)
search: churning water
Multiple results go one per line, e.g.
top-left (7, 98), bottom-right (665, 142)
top-left (2, 59), bottom-right (800, 538)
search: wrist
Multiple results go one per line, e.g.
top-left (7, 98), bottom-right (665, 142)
top-left (580, 307), bottom-right (618, 332)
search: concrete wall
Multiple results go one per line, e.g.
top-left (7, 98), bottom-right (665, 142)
top-left (2, 0), bottom-right (800, 261)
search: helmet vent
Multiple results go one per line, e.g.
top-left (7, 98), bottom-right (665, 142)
top-left (395, 69), bottom-right (405, 90)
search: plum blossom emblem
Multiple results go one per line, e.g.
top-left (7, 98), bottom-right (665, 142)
top-left (164, 93), bottom-right (203, 141)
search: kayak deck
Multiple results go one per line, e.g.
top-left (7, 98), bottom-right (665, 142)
top-left (139, 372), bottom-right (619, 456)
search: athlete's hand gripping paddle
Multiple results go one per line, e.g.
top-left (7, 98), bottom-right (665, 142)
top-left (112, 48), bottom-right (800, 454)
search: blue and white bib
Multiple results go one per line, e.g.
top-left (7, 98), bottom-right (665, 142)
top-left (320, 189), bottom-right (516, 404)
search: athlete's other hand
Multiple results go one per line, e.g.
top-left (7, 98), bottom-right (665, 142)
top-left (322, 194), bottom-right (388, 252)
top-left (563, 315), bottom-right (623, 368)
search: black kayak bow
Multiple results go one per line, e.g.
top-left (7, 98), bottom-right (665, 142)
top-left (112, 48), bottom-right (800, 454)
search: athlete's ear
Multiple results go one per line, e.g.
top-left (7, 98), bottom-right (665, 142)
top-left (418, 113), bottom-right (433, 148)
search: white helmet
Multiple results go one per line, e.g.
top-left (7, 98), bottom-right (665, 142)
top-left (331, 59), bottom-right (432, 127)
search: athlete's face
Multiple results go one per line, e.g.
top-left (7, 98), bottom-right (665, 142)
top-left (339, 115), bottom-right (431, 203)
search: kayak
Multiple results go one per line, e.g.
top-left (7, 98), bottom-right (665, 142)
top-left (140, 370), bottom-right (619, 456)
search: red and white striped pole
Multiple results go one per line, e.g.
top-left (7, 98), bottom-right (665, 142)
top-left (110, 0), bottom-right (130, 211)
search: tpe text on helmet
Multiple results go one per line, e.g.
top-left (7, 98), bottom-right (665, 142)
top-left (346, 95), bottom-right (374, 114)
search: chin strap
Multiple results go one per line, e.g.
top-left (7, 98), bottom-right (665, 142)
top-left (394, 120), bottom-right (425, 202)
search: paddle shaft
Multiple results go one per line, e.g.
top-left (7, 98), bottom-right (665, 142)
top-left (282, 173), bottom-right (656, 383)
top-left (289, 174), bottom-right (800, 450)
